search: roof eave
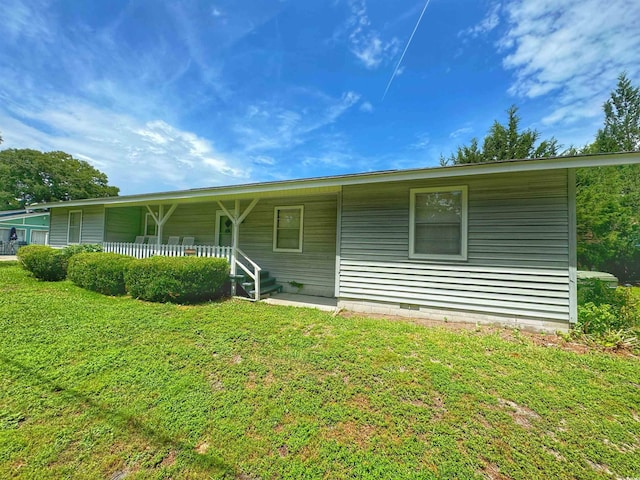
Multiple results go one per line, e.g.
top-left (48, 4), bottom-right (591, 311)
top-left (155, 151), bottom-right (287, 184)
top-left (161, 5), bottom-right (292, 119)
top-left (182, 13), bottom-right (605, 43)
top-left (40, 151), bottom-right (640, 209)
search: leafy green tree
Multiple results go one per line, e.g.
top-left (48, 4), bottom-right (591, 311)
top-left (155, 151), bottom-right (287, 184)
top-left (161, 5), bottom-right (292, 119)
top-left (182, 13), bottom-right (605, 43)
top-left (576, 73), bottom-right (640, 282)
top-left (0, 149), bottom-right (119, 209)
top-left (441, 106), bottom-right (558, 165)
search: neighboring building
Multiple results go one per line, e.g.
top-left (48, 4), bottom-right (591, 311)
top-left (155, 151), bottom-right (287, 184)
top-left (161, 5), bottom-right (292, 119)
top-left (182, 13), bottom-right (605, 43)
top-left (40, 152), bottom-right (640, 331)
top-left (0, 209), bottom-right (50, 254)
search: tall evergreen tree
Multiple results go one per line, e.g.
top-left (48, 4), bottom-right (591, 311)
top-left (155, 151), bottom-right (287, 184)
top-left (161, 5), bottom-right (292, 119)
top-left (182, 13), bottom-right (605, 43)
top-left (442, 106), bottom-right (558, 165)
top-left (591, 73), bottom-right (640, 152)
top-left (576, 73), bottom-right (640, 282)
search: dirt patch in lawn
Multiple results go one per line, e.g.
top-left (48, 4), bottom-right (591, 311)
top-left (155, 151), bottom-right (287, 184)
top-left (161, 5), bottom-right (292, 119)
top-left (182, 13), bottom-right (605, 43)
top-left (339, 311), bottom-right (637, 356)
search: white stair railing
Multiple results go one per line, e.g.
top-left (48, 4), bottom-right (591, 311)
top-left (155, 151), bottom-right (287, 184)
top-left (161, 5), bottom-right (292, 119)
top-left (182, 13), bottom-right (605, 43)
top-left (234, 247), bottom-right (262, 300)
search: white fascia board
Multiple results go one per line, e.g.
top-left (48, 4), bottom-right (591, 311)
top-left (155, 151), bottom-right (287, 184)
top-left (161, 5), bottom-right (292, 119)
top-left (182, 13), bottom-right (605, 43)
top-left (40, 151), bottom-right (640, 209)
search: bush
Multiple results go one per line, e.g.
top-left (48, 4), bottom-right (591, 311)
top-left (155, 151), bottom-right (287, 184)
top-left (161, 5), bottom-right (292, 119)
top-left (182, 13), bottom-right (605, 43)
top-left (577, 279), bottom-right (638, 331)
top-left (17, 243), bottom-right (105, 282)
top-left (17, 245), bottom-right (67, 281)
top-left (573, 279), bottom-right (640, 350)
top-left (577, 302), bottom-right (622, 335)
top-left (125, 256), bottom-right (229, 304)
top-left (68, 252), bottom-right (136, 296)
top-left (61, 243), bottom-right (103, 259)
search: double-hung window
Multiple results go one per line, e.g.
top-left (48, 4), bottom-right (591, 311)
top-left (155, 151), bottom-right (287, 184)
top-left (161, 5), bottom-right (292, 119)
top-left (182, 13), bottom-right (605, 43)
top-left (410, 186), bottom-right (468, 260)
top-left (68, 210), bottom-right (83, 244)
top-left (273, 206), bottom-right (303, 253)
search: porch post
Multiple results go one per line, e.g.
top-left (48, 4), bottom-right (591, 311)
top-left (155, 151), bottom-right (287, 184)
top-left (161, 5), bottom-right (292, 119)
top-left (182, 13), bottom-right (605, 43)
top-left (156, 205), bottom-right (164, 247)
top-left (146, 203), bottom-right (178, 247)
top-left (217, 198), bottom-right (260, 297)
top-left (231, 200), bottom-right (240, 296)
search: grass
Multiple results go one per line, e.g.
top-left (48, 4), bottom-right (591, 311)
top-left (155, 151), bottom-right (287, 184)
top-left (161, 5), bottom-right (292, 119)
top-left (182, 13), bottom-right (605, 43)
top-left (1, 263), bottom-right (639, 479)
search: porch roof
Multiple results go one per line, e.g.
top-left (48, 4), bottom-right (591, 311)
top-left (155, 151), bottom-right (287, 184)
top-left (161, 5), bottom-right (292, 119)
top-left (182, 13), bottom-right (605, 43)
top-left (40, 151), bottom-right (640, 209)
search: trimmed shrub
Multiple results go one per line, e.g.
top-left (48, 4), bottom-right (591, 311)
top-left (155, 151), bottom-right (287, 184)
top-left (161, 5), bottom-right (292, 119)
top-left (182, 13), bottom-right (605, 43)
top-left (68, 252), bottom-right (136, 295)
top-left (125, 256), bottom-right (229, 303)
top-left (61, 243), bottom-right (103, 259)
top-left (17, 245), bottom-right (67, 281)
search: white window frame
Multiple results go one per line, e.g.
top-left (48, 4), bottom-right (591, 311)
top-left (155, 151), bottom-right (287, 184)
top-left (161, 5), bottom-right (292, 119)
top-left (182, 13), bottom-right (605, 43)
top-left (273, 205), bottom-right (304, 253)
top-left (409, 185), bottom-right (468, 261)
top-left (68, 210), bottom-right (83, 244)
top-left (214, 209), bottom-right (236, 247)
top-left (144, 212), bottom-right (157, 236)
top-left (15, 228), bottom-right (26, 242)
top-left (30, 229), bottom-right (49, 245)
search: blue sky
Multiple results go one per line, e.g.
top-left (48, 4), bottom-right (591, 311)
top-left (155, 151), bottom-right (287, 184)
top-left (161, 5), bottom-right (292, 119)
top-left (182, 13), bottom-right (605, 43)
top-left (1, 0), bottom-right (639, 195)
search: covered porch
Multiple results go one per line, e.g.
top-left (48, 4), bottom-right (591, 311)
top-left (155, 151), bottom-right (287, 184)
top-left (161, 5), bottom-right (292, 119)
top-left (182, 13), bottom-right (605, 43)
top-left (101, 189), bottom-right (339, 301)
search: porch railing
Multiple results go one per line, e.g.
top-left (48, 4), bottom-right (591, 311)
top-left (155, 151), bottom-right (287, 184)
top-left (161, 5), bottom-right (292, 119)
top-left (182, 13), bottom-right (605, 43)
top-left (103, 242), bottom-right (233, 262)
top-left (102, 242), bottom-right (264, 300)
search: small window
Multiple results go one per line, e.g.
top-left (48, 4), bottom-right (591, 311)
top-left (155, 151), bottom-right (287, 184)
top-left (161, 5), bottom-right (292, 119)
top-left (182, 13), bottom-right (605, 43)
top-left (31, 230), bottom-right (48, 245)
top-left (410, 186), bottom-right (468, 260)
top-left (68, 210), bottom-right (82, 244)
top-left (273, 206), bottom-right (303, 253)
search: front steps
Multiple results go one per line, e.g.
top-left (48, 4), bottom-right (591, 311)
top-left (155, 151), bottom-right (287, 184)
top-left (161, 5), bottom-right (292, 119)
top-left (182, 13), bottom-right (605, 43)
top-left (233, 270), bottom-right (283, 300)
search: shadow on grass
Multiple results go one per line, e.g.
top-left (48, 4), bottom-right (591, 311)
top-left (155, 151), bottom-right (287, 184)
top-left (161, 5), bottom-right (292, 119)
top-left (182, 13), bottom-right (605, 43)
top-left (0, 353), bottom-right (233, 476)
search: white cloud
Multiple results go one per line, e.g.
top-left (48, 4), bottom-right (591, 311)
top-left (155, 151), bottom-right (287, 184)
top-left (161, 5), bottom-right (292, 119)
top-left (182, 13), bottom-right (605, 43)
top-left (234, 90), bottom-right (361, 154)
top-left (410, 133), bottom-right (430, 149)
top-left (497, 0), bottom-right (640, 125)
top-left (449, 127), bottom-right (473, 139)
top-left (0, 97), bottom-right (248, 194)
top-left (461, 2), bottom-right (501, 38)
top-left (359, 101), bottom-right (374, 113)
top-left (346, 0), bottom-right (400, 69)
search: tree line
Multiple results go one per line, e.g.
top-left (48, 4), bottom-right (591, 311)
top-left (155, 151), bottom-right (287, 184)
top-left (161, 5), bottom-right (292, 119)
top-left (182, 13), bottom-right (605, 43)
top-left (441, 73), bottom-right (640, 283)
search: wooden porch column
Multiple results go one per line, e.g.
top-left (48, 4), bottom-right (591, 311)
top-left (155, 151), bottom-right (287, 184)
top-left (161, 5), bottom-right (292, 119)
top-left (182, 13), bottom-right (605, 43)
top-left (146, 204), bottom-right (178, 246)
top-left (217, 198), bottom-right (259, 295)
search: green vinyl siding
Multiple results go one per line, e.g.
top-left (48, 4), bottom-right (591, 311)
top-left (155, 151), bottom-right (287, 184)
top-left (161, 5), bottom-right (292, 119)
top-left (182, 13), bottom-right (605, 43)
top-left (104, 207), bottom-right (142, 242)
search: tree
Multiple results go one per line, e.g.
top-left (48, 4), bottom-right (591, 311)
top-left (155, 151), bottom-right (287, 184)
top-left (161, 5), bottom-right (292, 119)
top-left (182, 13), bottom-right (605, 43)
top-left (441, 106), bottom-right (559, 165)
top-left (0, 149), bottom-right (119, 210)
top-left (591, 73), bottom-right (640, 153)
top-left (576, 73), bottom-right (640, 282)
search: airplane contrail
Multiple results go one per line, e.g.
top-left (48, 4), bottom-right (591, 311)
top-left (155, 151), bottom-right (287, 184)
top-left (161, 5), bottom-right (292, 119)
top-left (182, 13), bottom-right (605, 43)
top-left (382, 0), bottom-right (433, 101)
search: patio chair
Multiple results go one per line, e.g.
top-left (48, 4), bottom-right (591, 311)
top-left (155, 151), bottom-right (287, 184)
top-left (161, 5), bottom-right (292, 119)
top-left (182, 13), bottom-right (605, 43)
top-left (146, 236), bottom-right (158, 245)
top-left (134, 235), bottom-right (145, 244)
top-left (167, 236), bottom-right (180, 245)
top-left (182, 236), bottom-right (195, 246)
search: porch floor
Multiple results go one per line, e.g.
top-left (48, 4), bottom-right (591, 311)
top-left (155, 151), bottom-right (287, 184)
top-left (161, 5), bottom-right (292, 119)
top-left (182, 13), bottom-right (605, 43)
top-left (262, 293), bottom-right (337, 312)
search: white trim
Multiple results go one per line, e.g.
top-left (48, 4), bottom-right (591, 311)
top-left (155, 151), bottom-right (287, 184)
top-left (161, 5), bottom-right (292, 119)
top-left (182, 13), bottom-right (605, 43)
top-left (409, 185), bottom-right (468, 261)
top-left (67, 210), bottom-right (83, 244)
top-left (30, 229), bottom-right (49, 245)
top-left (215, 209), bottom-right (236, 247)
top-left (273, 205), bottom-right (304, 253)
top-left (37, 152), bottom-right (640, 209)
top-left (334, 189), bottom-right (342, 297)
top-left (568, 169), bottom-right (578, 324)
top-left (144, 212), bottom-right (157, 236)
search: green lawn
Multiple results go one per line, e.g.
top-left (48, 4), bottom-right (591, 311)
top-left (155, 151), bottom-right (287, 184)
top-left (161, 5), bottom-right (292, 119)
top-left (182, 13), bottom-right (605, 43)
top-left (1, 263), bottom-right (639, 479)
